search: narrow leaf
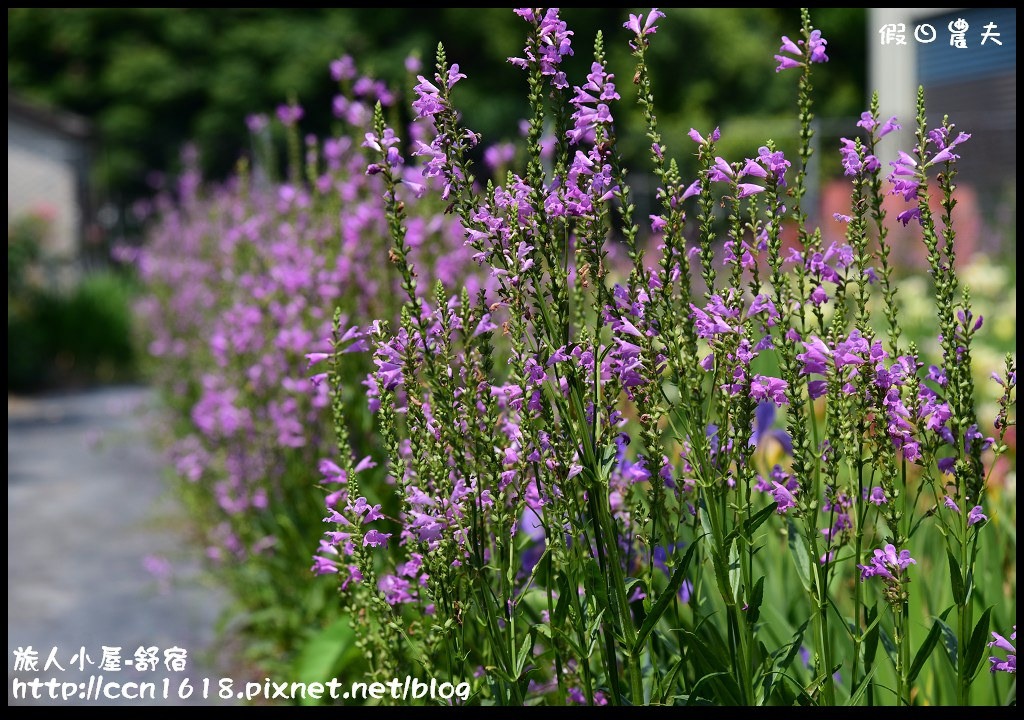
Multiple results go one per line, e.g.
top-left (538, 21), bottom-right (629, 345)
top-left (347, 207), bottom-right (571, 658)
top-left (908, 605), bottom-right (955, 683)
top-left (947, 549), bottom-right (966, 605)
top-left (747, 576), bottom-right (765, 625)
top-left (632, 536), bottom-right (702, 655)
top-left (786, 517), bottom-right (812, 593)
top-left (965, 606), bottom-right (993, 680)
top-left (848, 662), bottom-right (879, 706)
top-left (937, 617), bottom-right (959, 671)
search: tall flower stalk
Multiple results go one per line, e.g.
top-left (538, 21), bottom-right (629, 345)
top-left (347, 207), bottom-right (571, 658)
top-left (124, 7), bottom-right (1016, 707)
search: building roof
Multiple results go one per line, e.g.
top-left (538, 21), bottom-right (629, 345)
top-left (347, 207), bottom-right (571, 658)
top-left (8, 92), bottom-right (92, 140)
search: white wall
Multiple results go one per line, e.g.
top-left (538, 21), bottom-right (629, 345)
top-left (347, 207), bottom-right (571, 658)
top-left (8, 114), bottom-right (85, 259)
top-left (867, 8), bottom-right (958, 166)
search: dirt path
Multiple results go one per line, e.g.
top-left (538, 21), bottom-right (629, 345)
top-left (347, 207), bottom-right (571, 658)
top-left (7, 386), bottom-right (226, 705)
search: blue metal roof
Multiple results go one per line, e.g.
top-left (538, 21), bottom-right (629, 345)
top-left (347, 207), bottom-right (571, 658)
top-left (917, 7), bottom-right (1016, 85)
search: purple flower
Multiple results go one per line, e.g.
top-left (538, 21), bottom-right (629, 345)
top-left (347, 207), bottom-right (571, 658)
top-left (989, 627), bottom-right (1016, 674)
top-left (446, 63), bottom-right (467, 90)
top-left (509, 8), bottom-right (573, 89)
top-left (751, 375), bottom-right (789, 407)
top-left (311, 555), bottom-right (339, 575)
top-left (888, 150), bottom-right (920, 202)
top-left (484, 142), bottom-right (516, 171)
top-left (412, 75), bottom-right (444, 119)
top-left (927, 128), bottom-right (971, 166)
top-left (363, 529), bottom-right (392, 548)
top-left (858, 543), bottom-right (916, 582)
top-left (757, 146), bottom-right (791, 184)
top-left (774, 55), bottom-right (802, 72)
top-left (687, 127), bottom-right (720, 145)
top-left (276, 103), bottom-right (304, 126)
top-left (245, 114), bottom-right (268, 133)
top-left (897, 207), bottom-right (922, 227)
top-left (839, 138), bottom-right (865, 176)
top-left (330, 55), bottom-right (356, 82)
top-left (807, 30), bottom-right (829, 63)
top-left (567, 60), bottom-right (620, 145)
top-left (856, 112), bottom-right (877, 133)
top-left (775, 27), bottom-right (827, 72)
top-left (968, 505), bottom-right (988, 526)
top-left (868, 486), bottom-right (888, 506)
top-left (737, 183), bottom-right (765, 198)
top-left (318, 458), bottom-right (347, 485)
top-left (771, 480), bottom-right (798, 514)
top-left (779, 35), bottom-right (801, 56)
top-left (878, 116), bottom-right (901, 138)
top-left (740, 158), bottom-right (768, 179)
top-left (624, 8), bottom-right (666, 37)
top-left (305, 352), bottom-right (330, 369)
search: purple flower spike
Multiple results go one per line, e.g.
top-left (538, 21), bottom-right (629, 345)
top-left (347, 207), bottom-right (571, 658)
top-left (775, 27), bottom-right (827, 71)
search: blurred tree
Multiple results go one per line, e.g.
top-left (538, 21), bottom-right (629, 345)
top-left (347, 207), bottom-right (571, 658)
top-left (8, 8), bottom-right (864, 201)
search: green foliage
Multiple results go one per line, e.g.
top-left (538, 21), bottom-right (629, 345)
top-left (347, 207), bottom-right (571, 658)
top-left (8, 215), bottom-right (136, 390)
top-left (8, 270), bottom-right (137, 390)
top-left (7, 8), bottom-right (865, 198)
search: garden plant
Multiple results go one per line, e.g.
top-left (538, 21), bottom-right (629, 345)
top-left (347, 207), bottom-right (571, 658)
top-left (143, 7), bottom-right (1016, 706)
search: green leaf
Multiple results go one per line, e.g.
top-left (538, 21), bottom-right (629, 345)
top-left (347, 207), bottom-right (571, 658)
top-left (554, 572), bottom-right (571, 627)
top-left (786, 517), bottom-right (812, 593)
top-left (673, 694), bottom-right (715, 706)
top-left (879, 624), bottom-right (898, 665)
top-left (728, 543), bottom-right (742, 602)
top-left (965, 606), bottom-right (993, 680)
top-left (743, 502), bottom-right (779, 537)
top-left (583, 558), bottom-right (609, 612)
top-left (688, 670), bottom-right (741, 706)
top-left (937, 617), bottom-right (959, 671)
top-left (947, 549), bottom-right (966, 605)
top-left (514, 632), bottom-right (532, 677)
top-left (747, 576), bottom-right (765, 625)
top-left (863, 602), bottom-right (881, 668)
top-left (632, 537), bottom-right (702, 655)
top-left (848, 662), bottom-right (879, 706)
top-left (659, 655), bottom-right (686, 705)
top-left (724, 502), bottom-right (777, 550)
top-left (908, 605), bottom-right (955, 683)
top-left (292, 618), bottom-right (356, 706)
top-left (552, 625), bottom-right (585, 658)
top-left (775, 618), bottom-right (810, 672)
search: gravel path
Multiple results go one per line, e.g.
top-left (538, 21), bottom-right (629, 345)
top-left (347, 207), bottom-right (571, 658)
top-left (8, 386), bottom-right (226, 705)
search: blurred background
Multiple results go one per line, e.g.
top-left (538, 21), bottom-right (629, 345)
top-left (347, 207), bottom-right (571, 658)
top-left (7, 8), bottom-right (1015, 391)
top-left (7, 7), bottom-right (1015, 704)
